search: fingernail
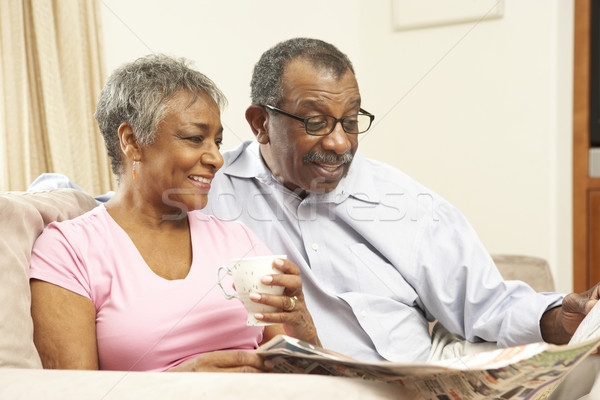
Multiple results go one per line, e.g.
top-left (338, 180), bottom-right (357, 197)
top-left (274, 258), bottom-right (284, 267)
top-left (264, 359), bottom-right (274, 369)
top-left (261, 275), bottom-right (273, 284)
top-left (249, 293), bottom-right (261, 301)
top-left (254, 313), bottom-right (264, 320)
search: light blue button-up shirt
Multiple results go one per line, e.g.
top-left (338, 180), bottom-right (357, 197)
top-left (205, 141), bottom-right (564, 362)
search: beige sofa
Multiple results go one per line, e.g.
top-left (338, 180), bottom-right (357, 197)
top-left (0, 189), bottom-right (556, 399)
top-left (0, 189), bottom-right (420, 398)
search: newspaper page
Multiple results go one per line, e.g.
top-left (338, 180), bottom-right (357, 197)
top-left (570, 299), bottom-right (600, 344)
top-left (257, 334), bottom-right (600, 400)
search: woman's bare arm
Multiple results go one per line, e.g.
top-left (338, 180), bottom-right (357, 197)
top-left (30, 279), bottom-right (99, 369)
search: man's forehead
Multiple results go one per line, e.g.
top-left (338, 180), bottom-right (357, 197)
top-left (280, 59), bottom-right (360, 102)
top-left (283, 57), bottom-right (349, 79)
top-left (296, 97), bottom-right (361, 110)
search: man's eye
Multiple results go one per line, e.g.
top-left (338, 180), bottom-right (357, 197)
top-left (306, 117), bottom-right (328, 131)
top-left (344, 118), bottom-right (359, 128)
top-left (215, 139), bottom-right (223, 149)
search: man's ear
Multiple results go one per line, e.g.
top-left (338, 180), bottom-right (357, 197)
top-left (117, 122), bottom-right (142, 161)
top-left (245, 105), bottom-right (270, 144)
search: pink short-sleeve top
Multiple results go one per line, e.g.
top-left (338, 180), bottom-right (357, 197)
top-left (30, 205), bottom-right (271, 371)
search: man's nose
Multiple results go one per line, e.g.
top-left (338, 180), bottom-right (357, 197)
top-left (321, 121), bottom-right (352, 154)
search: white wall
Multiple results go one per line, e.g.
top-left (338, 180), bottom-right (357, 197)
top-left (100, 0), bottom-right (574, 292)
top-left (355, 1), bottom-right (574, 292)
top-left (100, 0), bottom-right (360, 147)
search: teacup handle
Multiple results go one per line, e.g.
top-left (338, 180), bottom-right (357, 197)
top-left (216, 265), bottom-right (237, 300)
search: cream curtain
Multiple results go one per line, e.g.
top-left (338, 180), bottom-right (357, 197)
top-left (0, 0), bottom-right (114, 193)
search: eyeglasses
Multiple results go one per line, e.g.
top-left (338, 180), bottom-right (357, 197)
top-left (262, 104), bottom-right (375, 136)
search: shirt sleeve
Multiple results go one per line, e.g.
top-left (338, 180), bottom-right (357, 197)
top-left (29, 222), bottom-right (93, 300)
top-left (413, 201), bottom-right (564, 347)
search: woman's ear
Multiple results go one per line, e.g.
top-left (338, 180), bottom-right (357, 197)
top-left (245, 105), bottom-right (269, 144)
top-left (117, 122), bottom-right (142, 161)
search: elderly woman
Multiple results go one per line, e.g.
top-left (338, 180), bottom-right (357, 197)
top-left (29, 54), bottom-right (320, 372)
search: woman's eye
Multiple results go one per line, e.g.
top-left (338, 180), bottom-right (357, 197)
top-left (187, 136), bottom-right (203, 143)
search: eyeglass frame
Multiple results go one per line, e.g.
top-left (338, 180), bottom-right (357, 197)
top-left (262, 104), bottom-right (375, 136)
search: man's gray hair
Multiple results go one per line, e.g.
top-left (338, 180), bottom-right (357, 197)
top-left (95, 54), bottom-right (226, 176)
top-left (250, 38), bottom-right (355, 107)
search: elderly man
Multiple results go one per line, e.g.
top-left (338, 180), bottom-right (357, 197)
top-left (202, 37), bottom-right (599, 364)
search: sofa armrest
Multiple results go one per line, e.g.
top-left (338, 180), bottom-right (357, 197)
top-left (0, 190), bottom-right (97, 368)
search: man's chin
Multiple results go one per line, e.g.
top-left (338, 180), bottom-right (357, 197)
top-left (310, 164), bottom-right (350, 192)
top-left (303, 178), bottom-right (343, 195)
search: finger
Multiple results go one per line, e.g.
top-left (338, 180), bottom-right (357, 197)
top-left (209, 365), bottom-right (265, 373)
top-left (233, 351), bottom-right (269, 370)
top-left (261, 274), bottom-right (302, 293)
top-left (585, 282), bottom-right (600, 299)
top-left (256, 311), bottom-right (288, 324)
top-left (271, 258), bottom-right (300, 275)
top-left (173, 351), bottom-right (272, 372)
top-left (256, 308), bottom-right (303, 323)
top-left (282, 295), bottom-right (297, 311)
top-left (169, 362), bottom-right (266, 373)
top-left (249, 292), bottom-right (303, 310)
top-left (563, 293), bottom-right (593, 315)
top-left (204, 351), bottom-right (268, 370)
top-left (586, 299), bottom-right (598, 314)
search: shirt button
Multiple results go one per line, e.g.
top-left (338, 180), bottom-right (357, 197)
top-left (311, 243), bottom-right (319, 251)
top-left (361, 310), bottom-right (367, 318)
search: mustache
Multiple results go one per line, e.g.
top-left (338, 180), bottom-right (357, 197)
top-left (303, 151), bottom-right (354, 164)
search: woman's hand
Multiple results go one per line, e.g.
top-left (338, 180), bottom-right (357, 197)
top-left (251, 258), bottom-right (321, 346)
top-left (167, 350), bottom-right (273, 372)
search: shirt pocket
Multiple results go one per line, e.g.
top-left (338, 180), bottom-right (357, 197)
top-left (344, 243), bottom-right (418, 305)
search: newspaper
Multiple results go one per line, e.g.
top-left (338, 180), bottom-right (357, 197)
top-left (257, 305), bottom-right (600, 400)
top-left (569, 299), bottom-right (600, 345)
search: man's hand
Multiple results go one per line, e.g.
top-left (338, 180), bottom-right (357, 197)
top-left (540, 283), bottom-right (600, 344)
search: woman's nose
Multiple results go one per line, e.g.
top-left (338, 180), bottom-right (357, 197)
top-left (202, 144), bottom-right (224, 171)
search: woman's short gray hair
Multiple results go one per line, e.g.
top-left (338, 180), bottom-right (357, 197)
top-left (94, 54), bottom-right (226, 176)
top-left (250, 38), bottom-right (355, 107)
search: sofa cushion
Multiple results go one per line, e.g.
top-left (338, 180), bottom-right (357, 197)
top-left (492, 254), bottom-right (556, 292)
top-left (0, 189), bottom-right (97, 368)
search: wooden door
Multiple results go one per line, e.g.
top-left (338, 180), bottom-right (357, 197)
top-left (573, 0), bottom-right (600, 291)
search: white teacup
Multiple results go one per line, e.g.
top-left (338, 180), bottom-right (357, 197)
top-left (217, 255), bottom-right (287, 326)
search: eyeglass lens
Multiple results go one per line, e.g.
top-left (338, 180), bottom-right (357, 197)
top-left (306, 114), bottom-right (372, 135)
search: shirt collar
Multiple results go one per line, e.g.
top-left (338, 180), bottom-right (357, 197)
top-left (330, 151), bottom-right (380, 204)
top-left (220, 141), bottom-right (270, 180)
top-left (221, 141), bottom-right (380, 204)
